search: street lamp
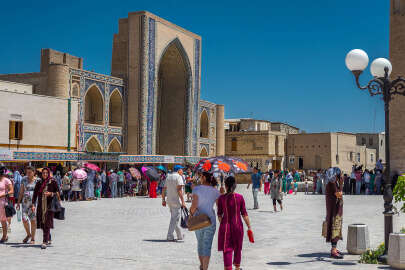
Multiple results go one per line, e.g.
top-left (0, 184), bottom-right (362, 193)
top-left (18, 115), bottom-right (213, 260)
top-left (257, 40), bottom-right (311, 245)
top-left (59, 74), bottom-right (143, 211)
top-left (346, 49), bottom-right (405, 260)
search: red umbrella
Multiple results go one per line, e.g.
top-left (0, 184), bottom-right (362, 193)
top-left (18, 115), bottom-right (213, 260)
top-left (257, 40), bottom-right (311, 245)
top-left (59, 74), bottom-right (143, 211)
top-left (194, 156), bottom-right (251, 174)
top-left (84, 163), bottom-right (100, 172)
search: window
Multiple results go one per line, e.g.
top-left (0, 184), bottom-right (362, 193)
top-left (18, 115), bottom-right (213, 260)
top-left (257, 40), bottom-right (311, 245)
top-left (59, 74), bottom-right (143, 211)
top-left (9, 121), bottom-right (23, 140)
top-left (381, 139), bottom-right (383, 146)
top-left (369, 137), bottom-right (373, 146)
top-left (349, 152), bottom-right (353, 161)
top-left (336, 154), bottom-right (339, 164)
top-left (361, 137), bottom-right (366, 145)
top-left (71, 83), bottom-right (79, 97)
top-left (231, 138), bottom-right (237, 151)
top-left (256, 123), bottom-right (260, 131)
top-left (357, 153), bottom-right (361, 163)
top-left (371, 153), bottom-right (374, 163)
top-left (289, 156), bottom-right (295, 164)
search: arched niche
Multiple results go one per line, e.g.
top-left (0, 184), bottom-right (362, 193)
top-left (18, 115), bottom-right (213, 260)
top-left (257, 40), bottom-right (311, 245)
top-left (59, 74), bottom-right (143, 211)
top-left (86, 136), bottom-right (103, 152)
top-left (84, 85), bottom-right (104, 125)
top-left (200, 110), bottom-right (209, 138)
top-left (108, 138), bottom-right (122, 153)
top-left (109, 90), bottom-right (123, 126)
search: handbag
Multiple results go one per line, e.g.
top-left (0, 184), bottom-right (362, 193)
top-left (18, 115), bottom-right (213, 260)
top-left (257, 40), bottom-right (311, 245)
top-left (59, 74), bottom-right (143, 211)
top-left (4, 195), bottom-right (16, 217)
top-left (187, 212), bottom-right (211, 231)
top-left (180, 207), bottom-right (189, 229)
top-left (49, 196), bottom-right (62, 212)
top-left (54, 207), bottom-right (65, 220)
top-left (5, 204), bottom-right (16, 217)
top-left (322, 220), bottom-right (327, 238)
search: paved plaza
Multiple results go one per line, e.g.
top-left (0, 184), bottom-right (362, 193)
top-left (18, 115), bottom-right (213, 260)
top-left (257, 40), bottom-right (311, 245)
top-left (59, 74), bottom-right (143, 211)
top-left (1, 185), bottom-right (404, 270)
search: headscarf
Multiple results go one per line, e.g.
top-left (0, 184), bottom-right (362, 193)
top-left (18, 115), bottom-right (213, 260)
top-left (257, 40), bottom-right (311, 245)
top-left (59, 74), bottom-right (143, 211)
top-left (325, 167), bottom-right (341, 185)
top-left (39, 167), bottom-right (52, 194)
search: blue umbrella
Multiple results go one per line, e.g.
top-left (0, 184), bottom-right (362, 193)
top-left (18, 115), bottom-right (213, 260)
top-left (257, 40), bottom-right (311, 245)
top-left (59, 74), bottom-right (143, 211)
top-left (156, 165), bottom-right (166, 172)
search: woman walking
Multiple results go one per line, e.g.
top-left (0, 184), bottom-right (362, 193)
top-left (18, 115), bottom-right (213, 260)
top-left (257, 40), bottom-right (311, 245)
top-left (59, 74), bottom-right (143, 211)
top-left (16, 166), bottom-right (37, 244)
top-left (32, 167), bottom-right (60, 249)
top-left (0, 167), bottom-right (14, 243)
top-left (263, 172), bottom-right (270, 195)
top-left (218, 176), bottom-right (251, 270)
top-left (270, 170), bottom-right (283, 212)
top-left (324, 167), bottom-right (344, 259)
top-left (61, 173), bottom-right (71, 201)
top-left (189, 172), bottom-right (220, 270)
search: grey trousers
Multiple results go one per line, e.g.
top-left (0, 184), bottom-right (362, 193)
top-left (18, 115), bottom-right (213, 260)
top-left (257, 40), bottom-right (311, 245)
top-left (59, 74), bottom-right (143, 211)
top-left (167, 206), bottom-right (182, 240)
top-left (252, 188), bottom-right (259, 209)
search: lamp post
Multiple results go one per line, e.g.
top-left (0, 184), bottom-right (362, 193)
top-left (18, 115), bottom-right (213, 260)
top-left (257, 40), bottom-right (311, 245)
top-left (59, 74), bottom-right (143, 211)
top-left (345, 49), bottom-right (405, 260)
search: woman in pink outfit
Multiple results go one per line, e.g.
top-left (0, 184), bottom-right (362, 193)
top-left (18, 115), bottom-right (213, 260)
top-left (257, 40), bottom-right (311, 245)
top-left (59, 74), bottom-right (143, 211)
top-left (218, 176), bottom-right (251, 270)
top-left (0, 167), bottom-right (14, 243)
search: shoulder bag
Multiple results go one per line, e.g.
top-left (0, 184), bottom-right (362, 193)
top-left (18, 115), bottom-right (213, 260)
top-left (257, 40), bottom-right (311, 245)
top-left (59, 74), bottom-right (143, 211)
top-left (180, 207), bottom-right (189, 229)
top-left (5, 195), bottom-right (16, 217)
top-left (187, 212), bottom-right (211, 231)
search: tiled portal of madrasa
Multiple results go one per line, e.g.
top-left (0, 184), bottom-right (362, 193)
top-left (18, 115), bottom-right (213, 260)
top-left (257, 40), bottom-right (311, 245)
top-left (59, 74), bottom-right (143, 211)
top-left (0, 11), bottom-right (224, 164)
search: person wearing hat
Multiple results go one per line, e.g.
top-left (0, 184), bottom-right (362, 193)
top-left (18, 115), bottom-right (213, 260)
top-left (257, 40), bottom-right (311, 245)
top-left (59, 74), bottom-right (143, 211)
top-left (162, 165), bottom-right (186, 241)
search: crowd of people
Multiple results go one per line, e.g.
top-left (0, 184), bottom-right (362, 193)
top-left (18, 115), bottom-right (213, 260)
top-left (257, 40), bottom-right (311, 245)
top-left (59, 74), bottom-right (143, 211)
top-left (0, 159), bottom-right (390, 267)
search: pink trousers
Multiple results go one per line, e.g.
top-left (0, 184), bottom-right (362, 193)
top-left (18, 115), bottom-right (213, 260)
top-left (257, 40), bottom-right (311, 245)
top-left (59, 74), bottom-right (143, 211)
top-left (223, 249), bottom-right (242, 269)
top-left (264, 182), bottom-right (270, 195)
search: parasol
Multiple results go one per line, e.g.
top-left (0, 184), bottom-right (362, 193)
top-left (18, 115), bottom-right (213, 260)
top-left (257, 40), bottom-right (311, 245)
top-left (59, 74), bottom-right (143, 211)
top-left (84, 163), bottom-right (100, 172)
top-left (141, 166), bottom-right (160, 181)
top-left (194, 156), bottom-right (251, 174)
top-left (156, 165), bottom-right (166, 172)
top-left (129, 167), bottom-right (141, 179)
top-left (73, 168), bottom-right (87, 180)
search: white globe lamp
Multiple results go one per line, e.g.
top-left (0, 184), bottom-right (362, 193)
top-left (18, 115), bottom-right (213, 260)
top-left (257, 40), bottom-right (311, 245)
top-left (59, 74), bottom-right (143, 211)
top-left (370, 58), bottom-right (392, 78)
top-left (345, 49), bottom-right (369, 71)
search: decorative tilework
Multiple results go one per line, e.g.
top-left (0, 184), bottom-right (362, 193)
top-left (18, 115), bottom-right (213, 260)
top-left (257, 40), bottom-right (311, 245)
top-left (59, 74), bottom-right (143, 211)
top-left (70, 68), bottom-right (124, 86)
top-left (83, 125), bottom-right (104, 133)
top-left (139, 14), bottom-right (148, 154)
top-left (13, 151), bottom-right (120, 162)
top-left (107, 127), bottom-right (122, 134)
top-left (192, 39), bottom-right (201, 156)
top-left (119, 155), bottom-right (201, 164)
top-left (84, 132), bottom-right (104, 150)
top-left (84, 79), bottom-right (105, 96)
top-left (200, 143), bottom-right (210, 155)
top-left (109, 85), bottom-right (124, 97)
top-left (146, 17), bottom-right (156, 154)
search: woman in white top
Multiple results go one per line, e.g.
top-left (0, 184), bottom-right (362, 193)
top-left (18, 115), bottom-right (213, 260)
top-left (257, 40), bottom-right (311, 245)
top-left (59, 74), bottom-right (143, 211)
top-left (190, 172), bottom-right (220, 270)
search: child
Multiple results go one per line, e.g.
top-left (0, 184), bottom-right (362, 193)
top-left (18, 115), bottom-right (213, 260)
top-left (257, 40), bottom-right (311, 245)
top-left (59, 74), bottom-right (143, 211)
top-left (305, 180), bottom-right (309, 195)
top-left (95, 179), bottom-right (102, 198)
top-left (294, 180), bottom-right (298, 195)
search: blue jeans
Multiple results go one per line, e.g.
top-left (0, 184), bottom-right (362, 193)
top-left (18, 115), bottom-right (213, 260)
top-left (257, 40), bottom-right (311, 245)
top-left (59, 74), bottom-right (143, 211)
top-left (195, 223), bottom-right (216, 257)
top-left (111, 181), bottom-right (117, 198)
top-left (356, 181), bottom-right (362, 195)
top-left (252, 188), bottom-right (259, 209)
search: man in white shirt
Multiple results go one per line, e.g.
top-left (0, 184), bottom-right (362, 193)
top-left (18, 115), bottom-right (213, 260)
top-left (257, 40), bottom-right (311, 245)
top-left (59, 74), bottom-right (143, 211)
top-left (162, 165), bottom-right (186, 241)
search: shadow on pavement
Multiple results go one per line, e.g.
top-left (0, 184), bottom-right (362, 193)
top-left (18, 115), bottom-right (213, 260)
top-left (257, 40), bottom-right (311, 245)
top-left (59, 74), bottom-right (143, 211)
top-left (143, 239), bottom-right (173, 243)
top-left (378, 266), bottom-right (395, 269)
top-left (5, 242), bottom-right (42, 249)
top-left (297, 252), bottom-right (330, 258)
top-left (267, 262), bottom-right (291, 266)
top-left (332, 261), bottom-right (357, 266)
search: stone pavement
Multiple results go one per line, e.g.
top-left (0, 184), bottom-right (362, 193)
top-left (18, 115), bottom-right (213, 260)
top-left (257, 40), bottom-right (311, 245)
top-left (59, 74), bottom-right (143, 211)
top-left (1, 185), bottom-right (404, 270)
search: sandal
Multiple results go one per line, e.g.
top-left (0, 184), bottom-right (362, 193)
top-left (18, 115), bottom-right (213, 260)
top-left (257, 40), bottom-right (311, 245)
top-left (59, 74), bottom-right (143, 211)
top-left (23, 235), bottom-right (31, 244)
top-left (30, 240), bottom-right (35, 244)
top-left (0, 237), bottom-right (8, 243)
top-left (331, 251), bottom-right (344, 259)
top-left (41, 243), bottom-right (47, 249)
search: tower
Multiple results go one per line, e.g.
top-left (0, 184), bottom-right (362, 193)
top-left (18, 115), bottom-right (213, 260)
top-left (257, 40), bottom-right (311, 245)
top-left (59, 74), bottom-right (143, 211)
top-left (389, 0), bottom-right (405, 174)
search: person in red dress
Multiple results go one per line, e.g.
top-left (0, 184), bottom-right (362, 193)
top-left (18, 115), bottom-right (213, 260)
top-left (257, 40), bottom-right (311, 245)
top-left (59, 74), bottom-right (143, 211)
top-left (218, 176), bottom-right (252, 270)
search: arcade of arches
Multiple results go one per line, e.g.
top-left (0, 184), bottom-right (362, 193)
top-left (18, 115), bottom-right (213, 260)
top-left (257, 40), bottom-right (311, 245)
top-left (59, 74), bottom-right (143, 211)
top-left (200, 110), bottom-right (209, 138)
top-left (109, 90), bottom-right (123, 126)
top-left (108, 138), bottom-right (122, 152)
top-left (157, 41), bottom-right (189, 155)
top-left (85, 86), bottom-right (104, 125)
top-left (86, 137), bottom-right (103, 152)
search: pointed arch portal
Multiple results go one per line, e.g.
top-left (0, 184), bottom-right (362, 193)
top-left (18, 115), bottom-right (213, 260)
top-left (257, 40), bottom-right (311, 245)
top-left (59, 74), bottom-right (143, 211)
top-left (157, 39), bottom-right (191, 155)
top-left (108, 138), bottom-right (122, 153)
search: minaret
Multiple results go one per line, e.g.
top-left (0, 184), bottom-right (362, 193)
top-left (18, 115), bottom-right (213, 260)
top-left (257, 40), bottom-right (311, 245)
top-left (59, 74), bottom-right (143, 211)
top-left (389, 0), bottom-right (405, 174)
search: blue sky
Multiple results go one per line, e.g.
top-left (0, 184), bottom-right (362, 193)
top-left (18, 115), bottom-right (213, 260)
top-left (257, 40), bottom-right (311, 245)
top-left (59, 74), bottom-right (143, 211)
top-left (0, 0), bottom-right (389, 132)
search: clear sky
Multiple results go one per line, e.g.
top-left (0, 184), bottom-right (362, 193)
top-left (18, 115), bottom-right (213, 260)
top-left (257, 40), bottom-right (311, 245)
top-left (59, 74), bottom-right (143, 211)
top-left (0, 0), bottom-right (390, 133)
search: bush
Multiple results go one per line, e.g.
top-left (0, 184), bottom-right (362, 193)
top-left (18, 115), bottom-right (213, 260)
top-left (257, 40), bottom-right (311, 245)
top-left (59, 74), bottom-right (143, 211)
top-left (393, 175), bottom-right (405, 213)
top-left (359, 243), bottom-right (385, 264)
